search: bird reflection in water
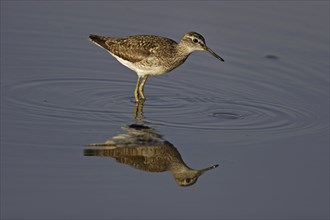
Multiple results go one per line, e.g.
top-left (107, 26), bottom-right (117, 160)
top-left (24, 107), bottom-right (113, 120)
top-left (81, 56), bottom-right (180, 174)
top-left (84, 124), bottom-right (218, 187)
top-left (133, 100), bottom-right (145, 120)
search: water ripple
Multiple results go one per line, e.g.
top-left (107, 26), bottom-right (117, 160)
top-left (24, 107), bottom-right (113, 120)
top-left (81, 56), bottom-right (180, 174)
top-left (143, 96), bottom-right (322, 138)
top-left (3, 77), bottom-right (327, 141)
top-left (3, 78), bottom-right (136, 124)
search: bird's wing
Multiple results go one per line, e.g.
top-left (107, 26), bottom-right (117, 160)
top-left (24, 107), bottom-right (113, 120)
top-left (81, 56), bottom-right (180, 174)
top-left (105, 37), bottom-right (152, 63)
top-left (90, 34), bottom-right (177, 63)
top-left (94, 35), bottom-right (177, 63)
top-left (115, 156), bottom-right (168, 172)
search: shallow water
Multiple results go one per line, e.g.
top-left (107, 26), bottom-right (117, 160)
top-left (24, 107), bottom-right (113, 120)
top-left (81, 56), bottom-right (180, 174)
top-left (1, 1), bottom-right (329, 219)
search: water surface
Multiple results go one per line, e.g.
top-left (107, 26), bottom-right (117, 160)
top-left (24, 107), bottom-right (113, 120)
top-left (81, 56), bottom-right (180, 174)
top-left (1, 1), bottom-right (329, 219)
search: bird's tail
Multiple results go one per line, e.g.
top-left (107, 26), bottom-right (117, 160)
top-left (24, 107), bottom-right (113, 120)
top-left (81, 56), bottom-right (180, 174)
top-left (89, 34), bottom-right (109, 49)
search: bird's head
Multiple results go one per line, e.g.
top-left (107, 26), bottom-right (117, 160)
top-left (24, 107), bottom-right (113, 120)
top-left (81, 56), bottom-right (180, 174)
top-left (181, 32), bottom-right (224, 62)
top-left (173, 164), bottom-right (219, 187)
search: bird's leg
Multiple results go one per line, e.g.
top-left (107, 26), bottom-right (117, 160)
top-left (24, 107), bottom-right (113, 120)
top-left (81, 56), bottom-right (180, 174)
top-left (134, 77), bottom-right (141, 102)
top-left (139, 75), bottom-right (149, 100)
top-left (133, 99), bottom-right (145, 120)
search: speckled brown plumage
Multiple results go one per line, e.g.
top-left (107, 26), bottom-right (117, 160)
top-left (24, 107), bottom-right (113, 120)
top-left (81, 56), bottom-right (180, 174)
top-left (90, 35), bottom-right (178, 63)
top-left (89, 32), bottom-right (224, 102)
top-left (84, 124), bottom-right (218, 187)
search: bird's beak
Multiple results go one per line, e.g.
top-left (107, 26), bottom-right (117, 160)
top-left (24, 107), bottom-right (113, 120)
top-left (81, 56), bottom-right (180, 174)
top-left (200, 164), bottom-right (219, 174)
top-left (205, 46), bottom-right (224, 62)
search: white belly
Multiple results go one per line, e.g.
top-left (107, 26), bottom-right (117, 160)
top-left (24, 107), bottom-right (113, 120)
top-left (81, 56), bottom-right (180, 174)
top-left (109, 52), bottom-right (167, 77)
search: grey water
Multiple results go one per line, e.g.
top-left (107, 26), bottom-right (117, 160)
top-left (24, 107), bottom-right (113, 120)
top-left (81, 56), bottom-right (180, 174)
top-left (1, 1), bottom-right (329, 219)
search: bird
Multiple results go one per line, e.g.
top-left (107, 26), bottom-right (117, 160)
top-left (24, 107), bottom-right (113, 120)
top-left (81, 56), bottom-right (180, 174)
top-left (85, 124), bottom-right (219, 187)
top-left (89, 32), bottom-right (224, 102)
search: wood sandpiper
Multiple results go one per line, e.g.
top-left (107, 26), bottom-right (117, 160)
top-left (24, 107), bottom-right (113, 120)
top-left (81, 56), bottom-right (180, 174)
top-left (89, 32), bottom-right (224, 102)
top-left (85, 124), bottom-right (218, 187)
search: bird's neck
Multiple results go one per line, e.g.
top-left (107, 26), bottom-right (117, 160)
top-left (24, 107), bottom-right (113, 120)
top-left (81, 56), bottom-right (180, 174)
top-left (162, 43), bottom-right (192, 70)
top-left (176, 41), bottom-right (194, 58)
top-left (168, 160), bottom-right (191, 172)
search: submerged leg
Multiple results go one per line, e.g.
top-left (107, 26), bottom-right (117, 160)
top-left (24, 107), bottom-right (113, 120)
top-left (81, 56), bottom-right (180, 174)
top-left (133, 99), bottom-right (145, 120)
top-left (134, 77), bottom-right (141, 102)
top-left (138, 75), bottom-right (149, 100)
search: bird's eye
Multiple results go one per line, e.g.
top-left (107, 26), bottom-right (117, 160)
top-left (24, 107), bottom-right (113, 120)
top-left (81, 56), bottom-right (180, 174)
top-left (192, 38), bottom-right (198, 43)
top-left (185, 178), bottom-right (191, 183)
